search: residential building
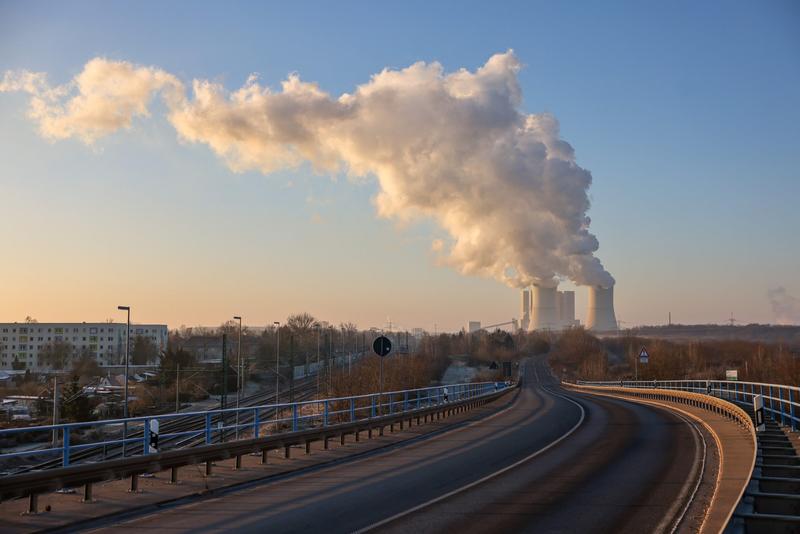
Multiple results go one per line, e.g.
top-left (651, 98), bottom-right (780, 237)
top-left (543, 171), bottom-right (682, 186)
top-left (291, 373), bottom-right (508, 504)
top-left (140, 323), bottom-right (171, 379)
top-left (0, 322), bottom-right (168, 371)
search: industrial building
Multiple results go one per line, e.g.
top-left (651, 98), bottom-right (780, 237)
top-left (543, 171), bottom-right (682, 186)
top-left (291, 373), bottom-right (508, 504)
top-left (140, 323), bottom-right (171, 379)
top-left (0, 322), bottom-right (168, 371)
top-left (519, 284), bottom-right (616, 332)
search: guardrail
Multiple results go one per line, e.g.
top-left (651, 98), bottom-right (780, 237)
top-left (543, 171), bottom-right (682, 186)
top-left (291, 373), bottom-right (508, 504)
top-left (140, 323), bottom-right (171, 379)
top-left (0, 381), bottom-right (515, 511)
top-left (576, 379), bottom-right (799, 432)
top-left (567, 383), bottom-right (755, 432)
top-left (0, 381), bottom-right (508, 470)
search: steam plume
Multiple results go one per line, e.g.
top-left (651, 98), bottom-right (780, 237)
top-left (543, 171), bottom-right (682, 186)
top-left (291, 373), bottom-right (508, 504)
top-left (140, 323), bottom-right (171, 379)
top-left (768, 287), bottom-right (800, 325)
top-left (2, 52), bottom-right (614, 288)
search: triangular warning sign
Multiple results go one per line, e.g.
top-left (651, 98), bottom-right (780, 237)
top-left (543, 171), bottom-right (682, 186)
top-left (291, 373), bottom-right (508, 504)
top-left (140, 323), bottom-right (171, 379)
top-left (638, 347), bottom-right (649, 359)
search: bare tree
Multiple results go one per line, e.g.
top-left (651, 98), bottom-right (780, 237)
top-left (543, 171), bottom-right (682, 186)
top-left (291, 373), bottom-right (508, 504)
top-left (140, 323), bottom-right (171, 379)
top-left (287, 313), bottom-right (318, 334)
top-left (131, 335), bottom-right (158, 365)
top-left (40, 340), bottom-right (73, 370)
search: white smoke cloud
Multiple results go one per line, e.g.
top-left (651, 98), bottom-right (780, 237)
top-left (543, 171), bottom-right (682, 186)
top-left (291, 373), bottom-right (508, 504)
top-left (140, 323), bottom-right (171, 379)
top-left (1, 52), bottom-right (614, 288)
top-left (767, 287), bottom-right (800, 325)
top-left (1, 58), bottom-right (182, 143)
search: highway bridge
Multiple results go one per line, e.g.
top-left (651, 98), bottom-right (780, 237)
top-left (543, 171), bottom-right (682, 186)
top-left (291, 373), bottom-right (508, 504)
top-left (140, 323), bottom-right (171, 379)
top-left (0, 357), bottom-right (797, 533)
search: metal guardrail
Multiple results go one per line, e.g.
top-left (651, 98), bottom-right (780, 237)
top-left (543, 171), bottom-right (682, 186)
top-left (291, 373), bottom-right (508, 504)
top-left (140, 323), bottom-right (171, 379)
top-left (576, 379), bottom-right (799, 432)
top-left (0, 381), bottom-right (515, 508)
top-left (567, 383), bottom-right (755, 432)
top-left (0, 381), bottom-right (507, 469)
top-left (572, 379), bottom-right (800, 532)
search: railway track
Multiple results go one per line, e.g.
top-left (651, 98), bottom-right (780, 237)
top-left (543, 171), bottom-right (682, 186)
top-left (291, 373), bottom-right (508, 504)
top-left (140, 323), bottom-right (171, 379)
top-left (8, 377), bottom-right (320, 474)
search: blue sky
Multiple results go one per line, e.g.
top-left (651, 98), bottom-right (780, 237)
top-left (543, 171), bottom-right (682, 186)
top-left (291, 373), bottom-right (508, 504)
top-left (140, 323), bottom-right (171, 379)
top-left (1, 0), bottom-right (798, 329)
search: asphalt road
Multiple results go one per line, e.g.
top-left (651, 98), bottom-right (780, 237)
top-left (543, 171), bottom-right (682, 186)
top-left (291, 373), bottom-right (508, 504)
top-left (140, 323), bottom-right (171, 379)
top-left (84, 357), bottom-right (701, 533)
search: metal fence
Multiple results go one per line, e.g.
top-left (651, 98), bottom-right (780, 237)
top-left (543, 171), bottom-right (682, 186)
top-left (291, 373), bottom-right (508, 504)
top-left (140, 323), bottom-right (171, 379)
top-left (0, 381), bottom-right (507, 470)
top-left (576, 379), bottom-right (799, 431)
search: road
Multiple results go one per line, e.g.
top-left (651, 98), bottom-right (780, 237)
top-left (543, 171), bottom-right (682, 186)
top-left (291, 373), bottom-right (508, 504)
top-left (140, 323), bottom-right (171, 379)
top-left (82, 357), bottom-right (703, 533)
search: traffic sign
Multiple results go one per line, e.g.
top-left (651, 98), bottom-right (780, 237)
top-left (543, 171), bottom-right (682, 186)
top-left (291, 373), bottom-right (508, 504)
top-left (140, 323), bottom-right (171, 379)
top-left (373, 336), bottom-right (392, 357)
top-left (638, 347), bottom-right (649, 364)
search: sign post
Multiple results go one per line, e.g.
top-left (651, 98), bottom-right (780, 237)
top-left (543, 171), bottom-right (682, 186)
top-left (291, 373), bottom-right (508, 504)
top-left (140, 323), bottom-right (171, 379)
top-left (636, 347), bottom-right (649, 380)
top-left (372, 336), bottom-right (392, 415)
top-left (753, 394), bottom-right (765, 432)
top-left (148, 419), bottom-right (159, 453)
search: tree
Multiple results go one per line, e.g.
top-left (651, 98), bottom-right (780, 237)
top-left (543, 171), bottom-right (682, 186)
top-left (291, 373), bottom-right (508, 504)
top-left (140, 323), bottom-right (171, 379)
top-left (158, 346), bottom-right (197, 386)
top-left (131, 335), bottom-right (158, 365)
top-left (24, 316), bottom-right (37, 323)
top-left (287, 313), bottom-right (317, 334)
top-left (71, 353), bottom-right (102, 379)
top-left (61, 374), bottom-right (92, 422)
top-left (40, 340), bottom-right (73, 370)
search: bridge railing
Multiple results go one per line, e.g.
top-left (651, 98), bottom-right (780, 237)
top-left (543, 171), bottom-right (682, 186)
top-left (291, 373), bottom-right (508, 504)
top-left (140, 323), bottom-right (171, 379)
top-left (0, 381), bottom-right (508, 470)
top-left (575, 379), bottom-right (799, 431)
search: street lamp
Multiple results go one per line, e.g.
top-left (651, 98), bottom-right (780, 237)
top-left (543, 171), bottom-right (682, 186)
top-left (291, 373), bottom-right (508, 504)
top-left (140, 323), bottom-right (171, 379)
top-left (233, 316), bottom-right (242, 439)
top-left (315, 324), bottom-right (321, 397)
top-left (273, 321), bottom-right (280, 424)
top-left (117, 305), bottom-right (130, 457)
top-left (328, 326), bottom-right (333, 393)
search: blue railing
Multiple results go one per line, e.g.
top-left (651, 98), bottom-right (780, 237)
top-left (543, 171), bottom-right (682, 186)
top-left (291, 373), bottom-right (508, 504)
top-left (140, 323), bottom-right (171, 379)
top-left (0, 381), bottom-right (508, 470)
top-left (576, 379), bottom-right (799, 431)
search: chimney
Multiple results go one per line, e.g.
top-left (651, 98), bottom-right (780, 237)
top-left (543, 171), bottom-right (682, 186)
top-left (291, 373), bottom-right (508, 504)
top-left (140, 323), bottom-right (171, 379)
top-left (531, 284), bottom-right (558, 330)
top-left (587, 285), bottom-right (617, 331)
top-left (520, 289), bottom-right (531, 332)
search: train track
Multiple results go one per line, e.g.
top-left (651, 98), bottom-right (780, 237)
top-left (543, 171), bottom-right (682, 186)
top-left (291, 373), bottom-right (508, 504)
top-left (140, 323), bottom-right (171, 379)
top-left (9, 377), bottom-right (320, 474)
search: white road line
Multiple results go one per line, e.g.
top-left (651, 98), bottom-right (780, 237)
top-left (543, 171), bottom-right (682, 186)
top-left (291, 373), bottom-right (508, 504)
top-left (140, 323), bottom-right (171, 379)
top-left (354, 366), bottom-right (586, 534)
top-left (667, 410), bottom-right (708, 534)
top-left (575, 388), bottom-right (715, 534)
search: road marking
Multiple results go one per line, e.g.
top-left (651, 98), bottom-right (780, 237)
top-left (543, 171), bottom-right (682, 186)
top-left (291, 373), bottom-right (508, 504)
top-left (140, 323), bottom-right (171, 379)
top-left (574, 388), bottom-right (714, 533)
top-left (354, 365), bottom-right (585, 534)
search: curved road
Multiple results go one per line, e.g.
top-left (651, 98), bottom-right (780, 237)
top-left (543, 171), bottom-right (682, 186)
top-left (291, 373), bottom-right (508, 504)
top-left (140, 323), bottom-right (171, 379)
top-left (83, 357), bottom-right (702, 533)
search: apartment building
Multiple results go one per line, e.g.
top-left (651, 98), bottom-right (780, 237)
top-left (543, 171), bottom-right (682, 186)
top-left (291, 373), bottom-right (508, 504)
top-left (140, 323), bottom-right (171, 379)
top-left (0, 322), bottom-right (168, 371)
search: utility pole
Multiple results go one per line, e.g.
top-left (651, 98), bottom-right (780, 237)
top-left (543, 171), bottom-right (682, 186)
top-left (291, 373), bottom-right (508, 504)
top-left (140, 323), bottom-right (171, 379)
top-left (117, 305), bottom-right (130, 457)
top-left (175, 363), bottom-right (180, 413)
top-left (289, 335), bottom-right (295, 403)
top-left (273, 322), bottom-right (280, 423)
top-left (52, 376), bottom-right (59, 447)
top-left (233, 316), bottom-right (242, 439)
top-left (221, 333), bottom-right (228, 442)
top-left (316, 326), bottom-right (321, 397)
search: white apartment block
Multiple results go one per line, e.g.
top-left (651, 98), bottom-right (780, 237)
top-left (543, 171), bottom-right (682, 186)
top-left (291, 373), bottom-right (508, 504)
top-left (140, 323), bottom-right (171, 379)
top-left (0, 322), bottom-right (168, 372)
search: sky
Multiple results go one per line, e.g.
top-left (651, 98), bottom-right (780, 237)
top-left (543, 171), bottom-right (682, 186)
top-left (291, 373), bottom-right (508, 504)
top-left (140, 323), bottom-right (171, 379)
top-left (0, 0), bottom-right (798, 331)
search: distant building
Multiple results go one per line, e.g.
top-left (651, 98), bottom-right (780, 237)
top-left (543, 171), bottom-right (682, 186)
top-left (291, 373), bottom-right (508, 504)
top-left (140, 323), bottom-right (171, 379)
top-left (468, 321), bottom-right (482, 333)
top-left (0, 322), bottom-right (168, 371)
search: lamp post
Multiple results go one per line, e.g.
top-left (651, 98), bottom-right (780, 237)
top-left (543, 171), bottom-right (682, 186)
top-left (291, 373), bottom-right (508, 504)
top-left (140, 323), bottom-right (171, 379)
top-left (273, 321), bottom-right (280, 424)
top-left (316, 325), bottom-right (321, 397)
top-left (233, 316), bottom-right (242, 439)
top-left (117, 305), bottom-right (130, 457)
top-left (328, 326), bottom-right (333, 393)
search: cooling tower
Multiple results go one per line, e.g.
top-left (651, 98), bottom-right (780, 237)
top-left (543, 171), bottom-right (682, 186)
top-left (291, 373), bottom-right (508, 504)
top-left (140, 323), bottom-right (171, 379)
top-left (520, 289), bottom-right (531, 332)
top-left (556, 290), bottom-right (576, 328)
top-left (587, 285), bottom-right (617, 331)
top-left (531, 285), bottom-right (558, 330)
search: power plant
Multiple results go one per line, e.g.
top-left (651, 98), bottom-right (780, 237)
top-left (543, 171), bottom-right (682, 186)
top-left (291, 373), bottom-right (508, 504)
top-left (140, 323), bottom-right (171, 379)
top-left (586, 285), bottom-right (617, 331)
top-left (517, 284), bottom-right (616, 332)
top-left (520, 289), bottom-right (531, 331)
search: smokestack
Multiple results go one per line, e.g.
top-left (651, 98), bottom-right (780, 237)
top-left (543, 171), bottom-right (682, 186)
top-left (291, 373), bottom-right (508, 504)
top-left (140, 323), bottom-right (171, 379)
top-left (520, 289), bottom-right (531, 332)
top-left (587, 286), bottom-right (617, 331)
top-left (531, 285), bottom-right (558, 330)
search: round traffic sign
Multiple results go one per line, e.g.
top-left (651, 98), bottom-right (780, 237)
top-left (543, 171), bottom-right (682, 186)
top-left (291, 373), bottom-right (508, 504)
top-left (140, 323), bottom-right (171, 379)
top-left (373, 336), bottom-right (392, 357)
